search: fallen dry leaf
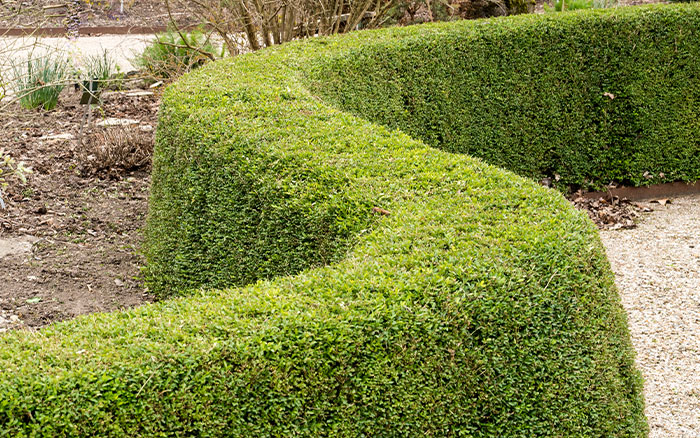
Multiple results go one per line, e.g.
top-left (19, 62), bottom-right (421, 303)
top-left (569, 192), bottom-right (645, 230)
top-left (371, 206), bottom-right (391, 216)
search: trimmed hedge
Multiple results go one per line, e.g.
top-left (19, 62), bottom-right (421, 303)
top-left (5, 4), bottom-right (700, 436)
top-left (307, 7), bottom-right (700, 190)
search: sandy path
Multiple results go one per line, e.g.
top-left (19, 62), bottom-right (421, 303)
top-left (600, 195), bottom-right (700, 438)
top-left (0, 34), bottom-right (155, 73)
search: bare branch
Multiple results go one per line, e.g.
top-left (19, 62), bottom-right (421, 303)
top-left (164, 0), bottom-right (216, 61)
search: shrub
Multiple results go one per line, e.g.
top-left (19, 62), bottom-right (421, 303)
top-left (543, 0), bottom-right (616, 12)
top-left (13, 53), bottom-right (68, 110)
top-left (309, 5), bottom-right (700, 190)
top-left (5, 4), bottom-right (699, 436)
top-left (134, 29), bottom-right (223, 80)
top-left (544, 0), bottom-right (593, 12)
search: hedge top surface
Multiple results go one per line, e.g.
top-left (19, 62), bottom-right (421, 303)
top-left (5, 4), bottom-right (700, 436)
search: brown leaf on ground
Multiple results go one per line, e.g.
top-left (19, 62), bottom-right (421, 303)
top-left (371, 206), bottom-right (391, 216)
top-left (569, 191), bottom-right (649, 230)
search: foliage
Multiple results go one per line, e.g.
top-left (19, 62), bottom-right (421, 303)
top-left (0, 5), bottom-right (669, 436)
top-left (4, 4), bottom-right (699, 436)
top-left (544, 0), bottom-right (593, 11)
top-left (312, 5), bottom-right (700, 190)
top-left (83, 49), bottom-right (118, 85)
top-left (543, 0), bottom-right (616, 12)
top-left (12, 53), bottom-right (68, 110)
top-left (134, 29), bottom-right (223, 80)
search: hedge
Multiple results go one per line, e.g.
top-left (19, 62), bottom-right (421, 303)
top-left (5, 4), bottom-right (700, 436)
top-left (308, 7), bottom-right (700, 190)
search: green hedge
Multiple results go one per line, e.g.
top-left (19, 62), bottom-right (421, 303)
top-left (308, 7), bottom-right (700, 190)
top-left (4, 4), bottom-right (699, 436)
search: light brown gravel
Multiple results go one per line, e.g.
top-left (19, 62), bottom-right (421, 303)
top-left (600, 194), bottom-right (700, 438)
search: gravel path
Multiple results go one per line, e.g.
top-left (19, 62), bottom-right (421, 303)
top-left (0, 34), bottom-right (154, 72)
top-left (600, 194), bottom-right (700, 438)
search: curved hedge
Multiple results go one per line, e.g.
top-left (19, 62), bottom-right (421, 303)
top-left (4, 4), bottom-right (700, 436)
top-left (308, 8), bottom-right (700, 189)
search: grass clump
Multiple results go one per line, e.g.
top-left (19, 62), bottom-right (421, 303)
top-left (83, 49), bottom-right (119, 86)
top-left (13, 53), bottom-right (68, 110)
top-left (79, 125), bottom-right (153, 175)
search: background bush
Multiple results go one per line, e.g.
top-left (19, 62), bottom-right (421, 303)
top-left (135, 29), bottom-right (223, 80)
top-left (309, 6), bottom-right (700, 190)
top-left (4, 4), bottom-right (698, 436)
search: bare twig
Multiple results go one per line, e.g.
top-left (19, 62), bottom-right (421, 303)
top-left (164, 0), bottom-right (217, 61)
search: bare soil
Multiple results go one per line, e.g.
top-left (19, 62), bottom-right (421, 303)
top-left (0, 0), bottom-right (193, 29)
top-left (0, 86), bottom-right (158, 331)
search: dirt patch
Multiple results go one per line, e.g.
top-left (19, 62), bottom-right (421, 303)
top-left (0, 0), bottom-right (194, 29)
top-left (0, 86), bottom-right (157, 331)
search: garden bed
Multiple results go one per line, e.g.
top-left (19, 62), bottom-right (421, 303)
top-left (0, 88), bottom-right (157, 332)
top-left (0, 0), bottom-right (194, 29)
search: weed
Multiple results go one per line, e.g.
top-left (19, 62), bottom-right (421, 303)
top-left (21, 187), bottom-right (35, 198)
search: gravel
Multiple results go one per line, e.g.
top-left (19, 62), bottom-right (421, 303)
top-left (0, 34), bottom-right (155, 73)
top-left (600, 194), bottom-right (700, 438)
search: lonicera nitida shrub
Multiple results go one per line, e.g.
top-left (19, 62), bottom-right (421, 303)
top-left (5, 4), bottom-right (700, 436)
